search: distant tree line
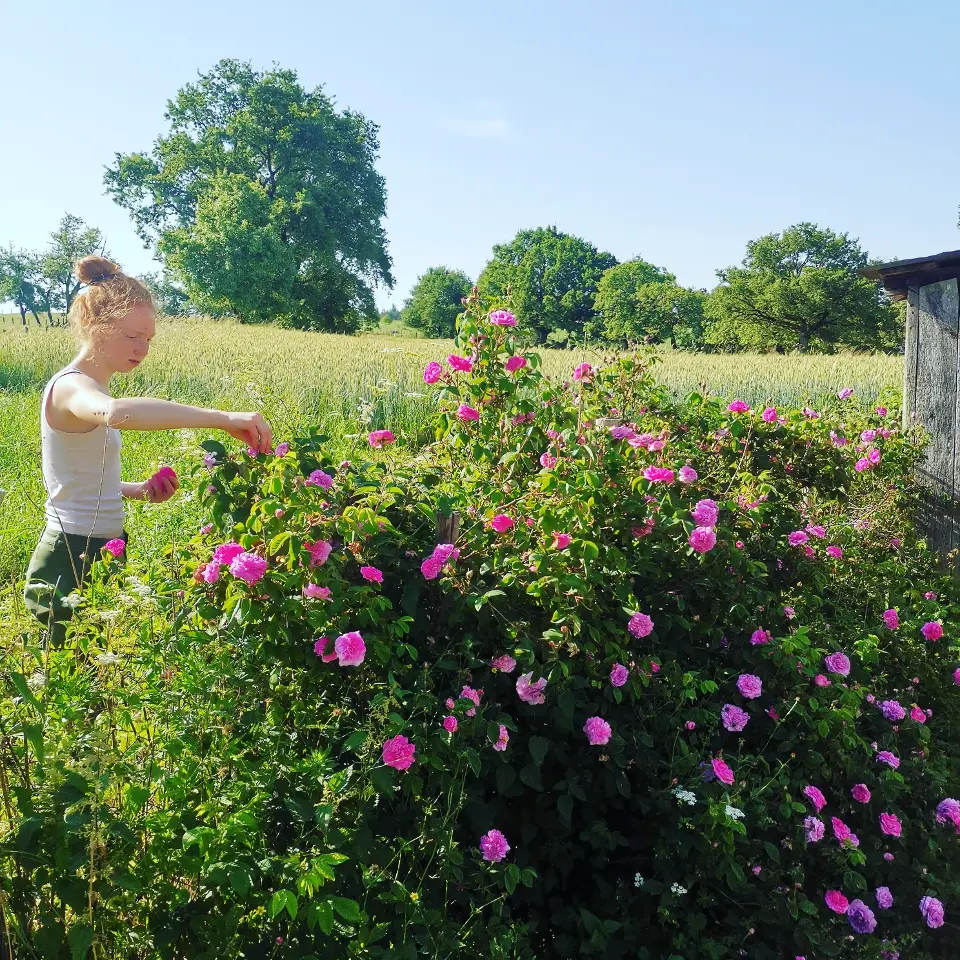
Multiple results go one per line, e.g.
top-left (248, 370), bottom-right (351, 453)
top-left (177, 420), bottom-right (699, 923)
top-left (402, 223), bottom-right (903, 353)
top-left (2, 58), bottom-right (903, 352)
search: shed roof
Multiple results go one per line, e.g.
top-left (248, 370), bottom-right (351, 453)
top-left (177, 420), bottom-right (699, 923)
top-left (859, 249), bottom-right (960, 300)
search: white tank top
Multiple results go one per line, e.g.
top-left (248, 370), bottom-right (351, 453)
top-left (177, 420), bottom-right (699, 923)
top-left (41, 367), bottom-right (125, 537)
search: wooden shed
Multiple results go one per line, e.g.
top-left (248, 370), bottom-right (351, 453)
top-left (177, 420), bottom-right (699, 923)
top-left (861, 250), bottom-right (960, 555)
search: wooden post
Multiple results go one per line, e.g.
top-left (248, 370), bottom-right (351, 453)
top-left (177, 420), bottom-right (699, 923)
top-left (436, 511), bottom-right (460, 544)
top-left (910, 279), bottom-right (960, 557)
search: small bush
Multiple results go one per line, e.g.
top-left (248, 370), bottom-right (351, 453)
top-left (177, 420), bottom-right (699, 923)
top-left (2, 292), bottom-right (958, 959)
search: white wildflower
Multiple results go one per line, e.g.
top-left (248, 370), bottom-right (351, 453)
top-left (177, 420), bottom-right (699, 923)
top-left (61, 592), bottom-right (85, 610)
top-left (673, 787), bottom-right (696, 806)
top-left (633, 873), bottom-right (644, 888)
top-left (725, 805), bottom-right (745, 820)
top-left (95, 653), bottom-right (120, 666)
top-left (670, 883), bottom-right (687, 895)
top-left (27, 671), bottom-right (46, 691)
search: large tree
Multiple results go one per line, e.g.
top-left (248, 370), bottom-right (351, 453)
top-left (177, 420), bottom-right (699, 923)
top-left (707, 223), bottom-right (899, 351)
top-left (401, 266), bottom-right (472, 338)
top-left (477, 226), bottom-right (617, 343)
top-left (41, 214), bottom-right (106, 319)
top-left (105, 59), bottom-right (393, 331)
top-left (594, 257), bottom-right (705, 347)
top-left (0, 247), bottom-right (44, 327)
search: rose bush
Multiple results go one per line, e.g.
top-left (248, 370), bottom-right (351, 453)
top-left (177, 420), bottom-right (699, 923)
top-left (2, 290), bottom-right (960, 959)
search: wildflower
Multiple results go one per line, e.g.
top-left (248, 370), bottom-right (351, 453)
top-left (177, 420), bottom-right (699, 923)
top-left (920, 896), bottom-right (945, 929)
top-left (303, 584), bottom-right (331, 600)
top-left (457, 404), bottom-right (480, 421)
top-left (382, 735), bottom-right (416, 771)
top-left (447, 354), bottom-right (474, 372)
top-left (868, 447), bottom-right (881, 464)
top-left (368, 429), bottom-right (396, 448)
top-left (334, 632), bottom-right (366, 666)
top-left (629, 612), bottom-right (654, 638)
top-left (750, 628), bottom-right (771, 646)
top-left (802, 407), bottom-right (819, 419)
top-left (804, 817), bottom-right (825, 842)
top-left (504, 355), bottom-right (527, 372)
top-left (711, 757), bottom-right (735, 785)
top-left (761, 407), bottom-right (778, 422)
top-left (824, 890), bottom-right (849, 914)
top-left (855, 457), bottom-right (871, 472)
top-left (670, 883), bottom-right (687, 895)
top-left (803, 785), bottom-right (827, 812)
top-left (727, 400), bottom-right (750, 413)
top-left (921, 621), bottom-right (943, 642)
top-left (442, 715), bottom-right (458, 733)
top-left (877, 751), bottom-right (900, 769)
top-left (788, 531), bottom-right (809, 547)
top-left (721, 704), bottom-right (750, 732)
top-left (489, 310), bottom-right (517, 326)
top-left (824, 652), bottom-right (851, 676)
top-left (826, 545), bottom-right (843, 559)
top-left (876, 887), bottom-right (894, 909)
top-left (491, 654), bottom-right (517, 673)
top-left (689, 527), bottom-right (717, 553)
top-left (490, 514), bottom-right (514, 533)
top-left (203, 452), bottom-right (218, 468)
top-left (737, 674), bottom-right (762, 699)
top-left (516, 672), bottom-right (547, 705)
top-left (229, 552), bottom-right (267, 584)
top-left (837, 387), bottom-right (854, 399)
top-left (685, 720), bottom-right (696, 730)
top-left (360, 565), bottom-right (384, 583)
top-left (678, 465), bottom-right (698, 483)
top-left (539, 452), bottom-right (557, 469)
top-left (306, 469), bottom-right (333, 489)
top-left (552, 532), bottom-right (572, 550)
top-left (492, 724), bottom-right (510, 751)
top-left (814, 674), bottom-right (831, 687)
top-left (674, 788), bottom-right (697, 806)
top-left (880, 700), bottom-right (906, 721)
top-left (423, 361), bottom-right (443, 384)
top-left (103, 538), bottom-right (125, 558)
top-left (877, 406), bottom-right (888, 415)
top-left (846, 899), bottom-right (877, 934)
top-left (610, 663), bottom-right (629, 687)
top-left (572, 362), bottom-right (593, 380)
top-left (459, 685), bottom-right (482, 717)
top-left (851, 784), bottom-right (871, 804)
top-left (480, 829), bottom-right (511, 862)
top-left (861, 429), bottom-right (877, 442)
top-left (882, 609), bottom-right (899, 630)
top-left (783, 605), bottom-right (796, 619)
top-left (879, 812), bottom-right (902, 837)
top-left (725, 805), bottom-right (745, 820)
top-left (691, 498), bottom-right (719, 526)
top-left (584, 716), bottom-right (612, 745)
top-left (924, 590), bottom-right (938, 600)
top-left (643, 466), bottom-right (675, 484)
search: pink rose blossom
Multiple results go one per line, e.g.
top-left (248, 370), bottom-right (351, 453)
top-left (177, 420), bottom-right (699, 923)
top-left (539, 452), bottom-right (558, 469)
top-left (368, 430), bottom-right (395, 448)
top-left (880, 700), bottom-right (905, 721)
top-left (910, 705), bottom-right (926, 723)
top-left (490, 514), bottom-right (514, 533)
top-left (924, 590), bottom-right (938, 600)
top-left (689, 526), bottom-right (717, 553)
top-left (103, 538), bottom-right (125, 558)
top-left (610, 663), bottom-right (629, 687)
top-left (504, 355), bottom-right (527, 372)
top-left (313, 637), bottom-right (337, 662)
top-left (721, 704), bottom-right (750, 732)
top-left (552, 532), bottom-right (572, 550)
top-left (516, 672), bottom-right (547, 705)
top-left (307, 540), bottom-right (332, 567)
top-left (678, 465), bottom-right (698, 483)
top-left (876, 751), bottom-right (899, 769)
top-left (851, 784), bottom-right (871, 803)
top-left (584, 716), bottom-right (612, 745)
top-left (685, 721), bottom-right (696, 730)
top-left (826, 545), bottom-right (842, 558)
top-left (479, 829), bottom-right (510, 862)
top-left (572, 362), bottom-right (593, 380)
top-left (837, 387), bottom-right (854, 400)
top-left (804, 817), bottom-right (825, 842)
top-left (788, 531), bottom-right (809, 547)
top-left (879, 812), bottom-right (902, 837)
top-left (855, 457), bottom-right (871, 472)
top-left (727, 400), bottom-right (750, 413)
top-left (783, 605), bottom-right (796, 619)
top-left (459, 685), bottom-right (482, 717)
top-left (492, 724), bottom-right (510, 751)
top-left (628, 612), bottom-right (654, 638)
top-left (442, 715), bottom-right (458, 733)
top-left (737, 674), bottom-right (762, 699)
top-left (421, 556), bottom-right (444, 580)
top-left (382, 735), bottom-right (416, 771)
top-left (711, 757), bottom-right (735, 785)
top-left (882, 609), bottom-right (899, 630)
top-left (920, 896), bottom-right (944, 928)
top-left (807, 525), bottom-right (826, 539)
top-left (212, 542), bottom-right (245, 567)
top-left (457, 404), bottom-right (480, 421)
top-left (875, 887), bottom-right (893, 910)
top-left (303, 584), bottom-right (332, 600)
top-left (306, 469), bottom-right (333, 489)
top-left (334, 631), bottom-right (366, 666)
top-left (489, 310), bottom-right (517, 326)
top-left (803, 785), bottom-right (827, 812)
top-left (761, 407), bottom-right (778, 422)
top-left (200, 561), bottom-right (220, 584)
top-left (643, 466), bottom-right (675, 484)
top-left (825, 890), bottom-right (849, 914)
top-left (423, 361), bottom-right (443, 384)
top-left (490, 654), bottom-right (517, 673)
top-left (360, 565), bottom-right (384, 583)
top-left (691, 499), bottom-right (719, 526)
top-left (750, 628), bottom-right (771, 646)
top-left (447, 354), bottom-right (474, 372)
top-left (832, 816), bottom-right (852, 844)
top-left (229, 552), bottom-right (267, 584)
top-left (921, 621), bottom-right (943, 642)
top-left (824, 652), bottom-right (851, 676)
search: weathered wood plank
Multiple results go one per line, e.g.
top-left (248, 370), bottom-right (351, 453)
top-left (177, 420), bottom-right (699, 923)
top-left (915, 279), bottom-right (959, 555)
top-left (903, 285), bottom-right (920, 433)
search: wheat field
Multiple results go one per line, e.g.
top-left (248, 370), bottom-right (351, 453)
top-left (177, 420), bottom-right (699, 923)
top-left (0, 317), bottom-right (902, 582)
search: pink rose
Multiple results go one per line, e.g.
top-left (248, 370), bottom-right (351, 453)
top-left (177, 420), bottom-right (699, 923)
top-left (504, 355), bottom-right (527, 372)
top-left (628, 612), bottom-right (654, 638)
top-left (368, 430), bottom-right (396, 448)
top-left (572, 362), bottom-right (593, 380)
top-left (584, 716), bottom-right (612, 745)
top-left (334, 631), bottom-right (366, 666)
top-left (490, 514), bottom-right (514, 533)
top-left (711, 757), bottom-right (735, 785)
top-left (516, 672), bottom-right (547, 705)
top-left (360, 565), bottom-right (384, 583)
top-left (851, 784), bottom-right (871, 804)
top-left (306, 469), bottom-right (334, 489)
top-left (382, 734), bottom-right (416, 771)
top-left (442, 715), bottom-right (458, 733)
top-left (457, 404), bottom-right (480, 421)
top-left (229, 552), bottom-right (267, 584)
top-left (552, 533), bottom-right (572, 550)
top-left (761, 406), bottom-right (778, 422)
top-left (313, 637), bottom-right (337, 662)
top-left (727, 400), bottom-right (750, 413)
top-left (825, 890), bottom-right (849, 914)
top-left (303, 584), bottom-right (332, 600)
top-left (479, 828), bottom-right (510, 862)
top-left (447, 354), bottom-right (474, 372)
top-left (882, 609), bottom-right (899, 630)
top-left (921, 621), bottom-right (943, 642)
top-left (689, 526), bottom-right (717, 553)
top-left (737, 674), bottom-right (762, 699)
top-left (102, 538), bottom-right (125, 558)
top-left (678, 465), bottom-right (698, 483)
top-left (490, 654), bottom-right (517, 673)
top-left (489, 310), bottom-right (517, 326)
top-left (423, 361), bottom-right (443, 384)
top-left (306, 540), bottom-right (333, 567)
top-left (610, 663), bottom-right (629, 687)
top-left (643, 466), bottom-right (675, 484)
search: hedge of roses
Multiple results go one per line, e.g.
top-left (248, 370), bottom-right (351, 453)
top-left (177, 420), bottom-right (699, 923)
top-left (2, 290), bottom-right (960, 959)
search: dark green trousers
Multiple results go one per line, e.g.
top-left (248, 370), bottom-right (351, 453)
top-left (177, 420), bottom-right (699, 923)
top-left (23, 525), bottom-right (126, 644)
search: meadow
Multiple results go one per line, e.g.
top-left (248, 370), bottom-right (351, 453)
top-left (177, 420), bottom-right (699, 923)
top-left (0, 315), bottom-right (902, 586)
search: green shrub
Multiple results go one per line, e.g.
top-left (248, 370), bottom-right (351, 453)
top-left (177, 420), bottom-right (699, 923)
top-left (2, 293), bottom-right (958, 959)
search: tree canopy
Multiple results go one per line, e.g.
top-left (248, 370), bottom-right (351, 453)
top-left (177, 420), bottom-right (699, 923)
top-left (105, 59), bottom-right (393, 331)
top-left (594, 257), bottom-right (705, 347)
top-left (477, 226), bottom-right (617, 343)
top-left (401, 266), bottom-right (472, 338)
top-left (707, 223), bottom-right (899, 351)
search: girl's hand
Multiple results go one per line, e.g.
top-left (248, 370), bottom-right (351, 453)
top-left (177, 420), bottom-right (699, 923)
top-left (144, 469), bottom-right (180, 503)
top-left (223, 412), bottom-right (273, 453)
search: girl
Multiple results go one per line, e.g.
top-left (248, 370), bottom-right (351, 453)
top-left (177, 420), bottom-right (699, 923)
top-left (24, 255), bottom-right (272, 641)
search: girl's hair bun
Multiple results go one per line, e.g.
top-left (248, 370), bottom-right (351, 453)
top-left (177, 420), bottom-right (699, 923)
top-left (76, 255), bottom-right (122, 285)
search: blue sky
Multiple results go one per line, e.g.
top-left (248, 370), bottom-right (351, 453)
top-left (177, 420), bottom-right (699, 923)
top-left (4, 0), bottom-right (960, 309)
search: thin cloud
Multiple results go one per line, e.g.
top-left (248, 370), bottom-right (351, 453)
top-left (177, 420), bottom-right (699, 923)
top-left (444, 106), bottom-right (509, 139)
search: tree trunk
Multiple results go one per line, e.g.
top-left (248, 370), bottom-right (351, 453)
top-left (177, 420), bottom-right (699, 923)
top-left (798, 325), bottom-right (810, 352)
top-left (19, 304), bottom-right (27, 327)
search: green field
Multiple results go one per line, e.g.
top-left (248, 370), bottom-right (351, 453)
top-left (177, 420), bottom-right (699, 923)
top-left (0, 317), bottom-right (903, 586)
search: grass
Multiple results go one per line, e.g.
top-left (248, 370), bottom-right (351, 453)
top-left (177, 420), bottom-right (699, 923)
top-left (0, 316), bottom-right (903, 584)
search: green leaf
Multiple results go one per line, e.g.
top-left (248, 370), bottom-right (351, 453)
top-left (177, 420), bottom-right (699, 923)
top-left (269, 889), bottom-right (298, 921)
top-left (23, 722), bottom-right (45, 764)
top-left (315, 900), bottom-right (334, 935)
top-left (581, 540), bottom-right (600, 562)
top-left (68, 921), bottom-right (93, 960)
top-left (557, 794), bottom-right (574, 825)
top-left (763, 841), bottom-right (780, 864)
top-left (529, 735), bottom-right (549, 766)
top-left (343, 730), bottom-right (367, 751)
top-left (369, 766), bottom-right (395, 794)
top-left (496, 764), bottom-right (516, 794)
top-left (464, 748), bottom-right (482, 777)
top-left (505, 864), bottom-right (520, 894)
top-left (229, 867), bottom-right (252, 896)
top-left (332, 897), bottom-right (361, 922)
top-left (9, 672), bottom-right (44, 713)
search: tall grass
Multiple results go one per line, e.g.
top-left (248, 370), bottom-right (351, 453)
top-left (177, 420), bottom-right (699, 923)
top-left (0, 318), bottom-right (902, 581)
